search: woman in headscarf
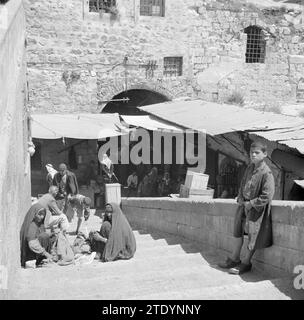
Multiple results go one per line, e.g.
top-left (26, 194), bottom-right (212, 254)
top-left (89, 203), bottom-right (136, 262)
top-left (20, 203), bottom-right (53, 267)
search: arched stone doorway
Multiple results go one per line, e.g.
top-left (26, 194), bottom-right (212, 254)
top-left (99, 88), bottom-right (171, 188)
top-left (101, 89), bottom-right (170, 115)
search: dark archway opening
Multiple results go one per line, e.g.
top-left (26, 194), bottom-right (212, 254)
top-left (100, 88), bottom-right (173, 193)
top-left (101, 89), bottom-right (170, 115)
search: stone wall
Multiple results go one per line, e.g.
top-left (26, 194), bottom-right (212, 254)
top-left (24, 0), bottom-right (304, 113)
top-left (122, 197), bottom-right (304, 276)
top-left (0, 0), bottom-right (31, 299)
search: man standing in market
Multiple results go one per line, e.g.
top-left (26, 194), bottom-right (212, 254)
top-left (53, 163), bottom-right (79, 214)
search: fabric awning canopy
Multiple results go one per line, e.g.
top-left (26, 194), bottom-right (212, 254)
top-left (31, 113), bottom-right (129, 140)
top-left (141, 100), bottom-right (304, 154)
top-left (294, 180), bottom-right (304, 189)
top-left (121, 115), bottom-right (183, 132)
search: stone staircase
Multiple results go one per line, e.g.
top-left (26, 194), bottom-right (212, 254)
top-left (11, 213), bottom-right (304, 300)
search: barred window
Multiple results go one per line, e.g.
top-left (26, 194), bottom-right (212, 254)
top-left (244, 26), bottom-right (266, 63)
top-left (140, 0), bottom-right (165, 17)
top-left (89, 0), bottom-right (116, 13)
top-left (163, 57), bottom-right (183, 77)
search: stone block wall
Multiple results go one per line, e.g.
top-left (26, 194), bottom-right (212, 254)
top-left (24, 0), bottom-right (196, 113)
top-left (122, 197), bottom-right (304, 276)
top-left (0, 0), bottom-right (31, 299)
top-left (24, 0), bottom-right (304, 113)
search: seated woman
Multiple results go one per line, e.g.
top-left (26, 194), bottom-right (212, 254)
top-left (89, 203), bottom-right (136, 262)
top-left (20, 203), bottom-right (53, 267)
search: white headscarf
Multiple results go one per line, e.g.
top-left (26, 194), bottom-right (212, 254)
top-left (46, 164), bottom-right (58, 179)
top-left (101, 154), bottom-right (112, 170)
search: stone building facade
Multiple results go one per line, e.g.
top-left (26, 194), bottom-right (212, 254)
top-left (24, 0), bottom-right (304, 113)
top-left (24, 0), bottom-right (304, 200)
top-left (0, 0), bottom-right (31, 298)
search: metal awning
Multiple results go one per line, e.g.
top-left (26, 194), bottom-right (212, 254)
top-left (31, 113), bottom-right (129, 140)
top-left (121, 115), bottom-right (183, 132)
top-left (141, 100), bottom-right (304, 154)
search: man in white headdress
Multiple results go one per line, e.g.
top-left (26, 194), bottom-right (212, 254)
top-left (45, 164), bottom-right (58, 188)
top-left (100, 154), bottom-right (118, 183)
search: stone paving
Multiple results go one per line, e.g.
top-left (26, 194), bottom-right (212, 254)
top-left (11, 212), bottom-right (304, 300)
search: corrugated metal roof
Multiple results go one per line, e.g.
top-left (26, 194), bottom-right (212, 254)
top-left (121, 115), bottom-right (183, 132)
top-left (141, 100), bottom-right (304, 154)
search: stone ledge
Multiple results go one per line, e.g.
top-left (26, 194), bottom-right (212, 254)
top-left (122, 197), bottom-right (304, 226)
top-left (289, 54), bottom-right (304, 64)
top-left (123, 197), bottom-right (304, 274)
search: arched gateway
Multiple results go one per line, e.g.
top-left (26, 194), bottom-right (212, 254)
top-left (101, 89), bottom-right (170, 115)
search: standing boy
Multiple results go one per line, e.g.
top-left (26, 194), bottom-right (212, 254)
top-left (218, 141), bottom-right (275, 275)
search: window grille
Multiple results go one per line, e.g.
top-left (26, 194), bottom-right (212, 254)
top-left (163, 57), bottom-right (183, 77)
top-left (244, 26), bottom-right (266, 63)
top-left (89, 0), bottom-right (116, 13)
top-left (140, 0), bottom-right (165, 17)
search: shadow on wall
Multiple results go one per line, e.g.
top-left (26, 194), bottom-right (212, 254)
top-left (122, 198), bottom-right (304, 299)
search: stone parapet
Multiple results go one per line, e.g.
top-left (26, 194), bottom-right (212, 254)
top-left (122, 197), bottom-right (304, 276)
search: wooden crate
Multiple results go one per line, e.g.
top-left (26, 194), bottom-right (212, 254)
top-left (188, 188), bottom-right (214, 199)
top-left (184, 170), bottom-right (209, 190)
top-left (179, 184), bottom-right (214, 199)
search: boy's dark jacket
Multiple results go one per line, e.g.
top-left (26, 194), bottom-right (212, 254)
top-left (236, 161), bottom-right (275, 249)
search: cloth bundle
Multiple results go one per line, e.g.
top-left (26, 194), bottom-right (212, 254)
top-left (51, 231), bottom-right (75, 266)
top-left (73, 232), bottom-right (91, 255)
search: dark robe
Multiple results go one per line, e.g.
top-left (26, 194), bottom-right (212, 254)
top-left (53, 170), bottom-right (79, 198)
top-left (20, 203), bottom-right (51, 267)
top-left (234, 161), bottom-right (275, 250)
top-left (102, 203), bottom-right (136, 262)
top-left (46, 173), bottom-right (53, 189)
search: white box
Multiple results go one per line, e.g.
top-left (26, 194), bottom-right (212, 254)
top-left (105, 183), bottom-right (121, 205)
top-left (184, 170), bottom-right (209, 190)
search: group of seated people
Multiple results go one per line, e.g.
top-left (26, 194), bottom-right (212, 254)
top-left (20, 188), bottom-right (136, 268)
top-left (127, 167), bottom-right (184, 197)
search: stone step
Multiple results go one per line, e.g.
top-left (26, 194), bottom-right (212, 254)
top-left (16, 252), bottom-right (223, 286)
top-left (14, 224), bottom-right (291, 300)
top-left (15, 262), bottom-right (270, 300)
top-left (134, 242), bottom-right (201, 257)
top-left (128, 277), bottom-right (304, 300)
top-left (16, 242), bottom-right (231, 282)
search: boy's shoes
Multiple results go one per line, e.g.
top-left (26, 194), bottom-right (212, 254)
top-left (228, 263), bottom-right (252, 275)
top-left (218, 257), bottom-right (241, 269)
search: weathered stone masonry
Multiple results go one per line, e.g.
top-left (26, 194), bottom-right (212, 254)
top-left (122, 197), bottom-right (304, 276)
top-left (0, 0), bottom-right (31, 299)
top-left (24, 0), bottom-right (304, 113)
